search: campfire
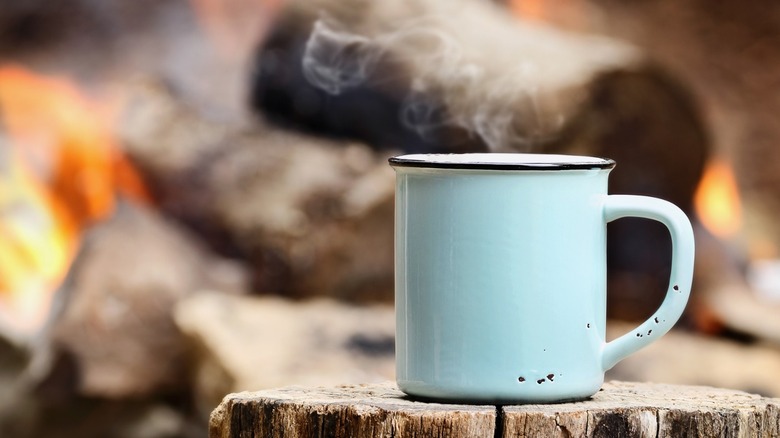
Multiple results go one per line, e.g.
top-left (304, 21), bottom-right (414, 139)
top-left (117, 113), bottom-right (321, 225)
top-left (0, 65), bottom-right (149, 335)
top-left (1, 0), bottom-right (780, 436)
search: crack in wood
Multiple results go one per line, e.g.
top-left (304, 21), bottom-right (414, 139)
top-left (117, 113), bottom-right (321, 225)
top-left (211, 382), bottom-right (780, 437)
top-left (493, 406), bottom-right (504, 438)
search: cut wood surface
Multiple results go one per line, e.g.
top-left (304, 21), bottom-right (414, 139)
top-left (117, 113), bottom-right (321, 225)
top-left (210, 381), bottom-right (780, 437)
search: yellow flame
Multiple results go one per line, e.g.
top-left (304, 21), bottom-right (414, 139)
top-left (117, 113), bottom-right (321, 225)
top-left (0, 64), bottom-right (150, 333)
top-left (0, 151), bottom-right (74, 329)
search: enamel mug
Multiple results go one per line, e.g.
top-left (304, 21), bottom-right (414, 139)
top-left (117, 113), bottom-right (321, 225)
top-left (390, 153), bottom-right (695, 403)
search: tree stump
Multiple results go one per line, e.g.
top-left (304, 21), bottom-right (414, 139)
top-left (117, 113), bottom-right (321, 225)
top-left (209, 381), bottom-right (780, 437)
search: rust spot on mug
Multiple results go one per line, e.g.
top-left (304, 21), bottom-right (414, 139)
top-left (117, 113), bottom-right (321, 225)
top-left (654, 317), bottom-right (660, 324)
top-left (537, 378), bottom-right (545, 384)
top-left (518, 376), bottom-right (525, 383)
top-left (673, 285), bottom-right (680, 291)
top-left (547, 373), bottom-right (555, 381)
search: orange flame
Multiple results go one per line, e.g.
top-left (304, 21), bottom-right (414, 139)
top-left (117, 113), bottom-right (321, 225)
top-left (510, 0), bottom-right (546, 21)
top-left (694, 158), bottom-right (743, 239)
top-left (509, 0), bottom-right (587, 30)
top-left (0, 64), bottom-right (150, 334)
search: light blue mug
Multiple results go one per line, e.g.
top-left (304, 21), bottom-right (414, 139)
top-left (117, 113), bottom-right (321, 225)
top-left (390, 153), bottom-right (695, 403)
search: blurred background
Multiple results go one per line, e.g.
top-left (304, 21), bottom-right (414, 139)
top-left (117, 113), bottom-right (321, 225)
top-left (1, 0), bottom-right (780, 436)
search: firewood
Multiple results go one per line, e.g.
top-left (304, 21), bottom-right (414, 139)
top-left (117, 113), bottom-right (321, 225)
top-left (582, 0), bottom-right (780, 343)
top-left (48, 202), bottom-right (248, 398)
top-left (588, 0), bottom-right (780, 257)
top-left (123, 0), bottom-right (767, 338)
top-left (173, 291), bottom-right (395, 417)
top-left (251, 0), bottom-right (713, 321)
top-left (253, 0), bottom-right (709, 203)
top-left (120, 80), bottom-right (397, 302)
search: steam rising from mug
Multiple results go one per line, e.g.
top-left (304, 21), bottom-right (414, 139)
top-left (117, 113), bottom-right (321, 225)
top-left (302, 17), bottom-right (559, 150)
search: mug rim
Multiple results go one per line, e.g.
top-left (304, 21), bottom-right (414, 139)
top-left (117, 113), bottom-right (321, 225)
top-left (389, 153), bottom-right (616, 171)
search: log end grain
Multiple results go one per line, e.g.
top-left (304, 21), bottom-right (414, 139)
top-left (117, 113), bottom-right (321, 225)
top-left (210, 381), bottom-right (780, 437)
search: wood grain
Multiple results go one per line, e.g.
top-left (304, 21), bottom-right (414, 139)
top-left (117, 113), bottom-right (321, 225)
top-left (210, 381), bottom-right (780, 437)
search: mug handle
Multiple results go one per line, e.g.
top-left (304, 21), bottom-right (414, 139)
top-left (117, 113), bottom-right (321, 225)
top-left (600, 195), bottom-right (695, 371)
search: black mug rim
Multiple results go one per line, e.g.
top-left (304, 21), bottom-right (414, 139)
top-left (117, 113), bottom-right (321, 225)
top-left (389, 153), bottom-right (616, 171)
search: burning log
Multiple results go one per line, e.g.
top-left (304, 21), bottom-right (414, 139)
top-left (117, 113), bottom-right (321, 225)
top-left (0, 201), bottom-right (247, 436)
top-left (0, 62), bottom-right (241, 435)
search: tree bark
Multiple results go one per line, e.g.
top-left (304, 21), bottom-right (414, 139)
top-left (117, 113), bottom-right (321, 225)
top-left (210, 381), bottom-right (780, 437)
